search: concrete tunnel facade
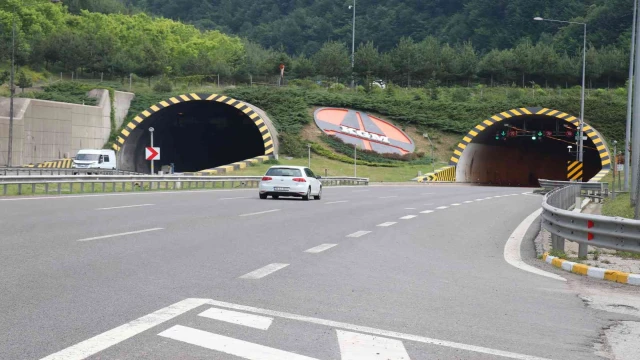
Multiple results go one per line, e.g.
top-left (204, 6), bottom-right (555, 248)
top-left (448, 107), bottom-right (612, 186)
top-left (113, 94), bottom-right (278, 173)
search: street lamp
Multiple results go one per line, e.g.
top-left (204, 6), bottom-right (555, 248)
top-left (7, 0), bottom-right (61, 167)
top-left (349, 1), bottom-right (355, 89)
top-left (534, 17), bottom-right (587, 163)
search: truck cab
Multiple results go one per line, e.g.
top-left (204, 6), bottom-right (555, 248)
top-left (72, 149), bottom-right (117, 173)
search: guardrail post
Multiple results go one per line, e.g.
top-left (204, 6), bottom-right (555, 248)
top-left (102, 182), bottom-right (105, 192)
top-left (91, 183), bottom-right (95, 193)
top-left (551, 234), bottom-right (564, 252)
top-left (578, 243), bottom-right (588, 258)
top-left (3, 184), bottom-right (7, 195)
top-left (45, 183), bottom-right (49, 194)
top-left (57, 183), bottom-right (61, 195)
top-left (32, 183), bottom-right (36, 194)
top-left (18, 183), bottom-right (22, 195)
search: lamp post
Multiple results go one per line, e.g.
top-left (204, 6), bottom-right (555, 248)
top-left (625, 0), bottom-right (638, 191)
top-left (613, 140), bottom-right (618, 199)
top-left (7, 0), bottom-right (61, 167)
top-left (534, 17), bottom-right (587, 164)
top-left (348, 0), bottom-right (355, 89)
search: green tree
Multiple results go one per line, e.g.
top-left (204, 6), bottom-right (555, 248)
top-left (313, 41), bottom-right (350, 81)
top-left (390, 37), bottom-right (420, 86)
top-left (16, 70), bottom-right (32, 92)
top-left (354, 41), bottom-right (380, 88)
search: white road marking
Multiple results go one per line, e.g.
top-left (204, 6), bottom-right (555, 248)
top-left (337, 330), bottom-right (410, 360)
top-left (347, 231), bottom-right (371, 238)
top-left (39, 298), bottom-right (210, 360)
top-left (399, 215), bottom-right (416, 220)
top-left (420, 210), bottom-right (434, 214)
top-left (463, 200), bottom-right (474, 203)
top-left (77, 228), bottom-right (163, 242)
top-left (404, 207), bottom-right (416, 210)
top-left (504, 208), bottom-right (566, 282)
top-left (379, 196), bottom-right (398, 199)
top-left (435, 206), bottom-right (448, 210)
top-left (198, 308), bottom-right (273, 330)
top-left (523, 193), bottom-right (539, 197)
top-left (95, 204), bottom-right (154, 210)
top-left (304, 244), bottom-right (338, 253)
top-left (484, 197), bottom-right (493, 200)
top-left (494, 195), bottom-right (502, 198)
top-left (206, 298), bottom-right (553, 360)
top-left (240, 263), bottom-right (289, 279)
top-left (475, 198), bottom-right (484, 201)
top-left (159, 325), bottom-right (319, 360)
top-left (325, 200), bottom-right (348, 205)
top-left (451, 203), bottom-right (461, 206)
top-left (510, 193), bottom-right (519, 196)
top-left (377, 222), bottom-right (397, 227)
top-left (219, 197), bottom-right (250, 200)
top-left (421, 193), bottom-right (434, 195)
top-left (239, 209), bottom-right (281, 217)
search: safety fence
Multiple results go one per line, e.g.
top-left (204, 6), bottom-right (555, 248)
top-left (0, 175), bottom-right (369, 196)
top-left (1, 168), bottom-right (141, 176)
top-left (541, 184), bottom-right (640, 257)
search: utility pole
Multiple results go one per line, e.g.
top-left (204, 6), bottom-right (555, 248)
top-left (613, 140), bottom-right (618, 199)
top-left (149, 127), bottom-right (155, 175)
top-left (349, 0), bottom-right (356, 89)
top-left (632, 0), bottom-right (640, 207)
top-left (626, 0), bottom-right (638, 191)
top-left (354, 143), bottom-right (357, 178)
top-left (7, 5), bottom-right (16, 167)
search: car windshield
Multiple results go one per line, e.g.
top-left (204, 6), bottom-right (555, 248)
top-left (266, 168), bottom-right (302, 177)
top-left (76, 154), bottom-right (100, 161)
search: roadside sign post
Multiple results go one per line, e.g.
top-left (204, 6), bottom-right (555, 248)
top-left (146, 127), bottom-right (161, 175)
top-left (613, 140), bottom-right (617, 199)
top-left (149, 127), bottom-right (154, 175)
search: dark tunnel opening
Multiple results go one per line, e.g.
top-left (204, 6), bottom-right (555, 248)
top-left (455, 116), bottom-right (603, 186)
top-left (124, 101), bottom-right (265, 173)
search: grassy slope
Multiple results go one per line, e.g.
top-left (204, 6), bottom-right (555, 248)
top-left (234, 157), bottom-right (449, 182)
top-left (600, 170), bottom-right (634, 218)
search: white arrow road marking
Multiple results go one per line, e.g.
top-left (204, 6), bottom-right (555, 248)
top-left (240, 263), bottom-right (289, 279)
top-left (504, 208), bottom-right (565, 282)
top-left (95, 204), bottom-right (154, 210)
top-left (198, 308), bottom-right (273, 330)
top-left (347, 231), bottom-right (371, 238)
top-left (77, 228), bottom-right (163, 242)
top-left (337, 330), bottom-right (410, 360)
top-left (304, 244), bottom-right (338, 253)
top-left (159, 325), bottom-right (319, 360)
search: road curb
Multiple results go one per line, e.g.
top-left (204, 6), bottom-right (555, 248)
top-left (542, 253), bottom-right (640, 286)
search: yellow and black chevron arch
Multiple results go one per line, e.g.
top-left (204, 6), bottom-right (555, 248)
top-left (112, 93), bottom-right (275, 156)
top-left (449, 107), bottom-right (611, 173)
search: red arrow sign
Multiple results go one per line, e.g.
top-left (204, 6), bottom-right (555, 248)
top-left (145, 147), bottom-right (160, 161)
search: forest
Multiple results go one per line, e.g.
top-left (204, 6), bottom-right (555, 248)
top-left (0, 0), bottom-right (636, 88)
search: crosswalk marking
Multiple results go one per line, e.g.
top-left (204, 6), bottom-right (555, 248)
top-left (159, 325), bottom-right (320, 360)
top-left (337, 330), bottom-right (411, 360)
top-left (240, 263), bottom-right (289, 279)
top-left (198, 308), bottom-right (273, 330)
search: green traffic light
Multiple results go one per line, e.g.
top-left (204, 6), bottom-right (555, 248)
top-left (538, 131), bottom-right (543, 136)
top-left (532, 136), bottom-right (537, 140)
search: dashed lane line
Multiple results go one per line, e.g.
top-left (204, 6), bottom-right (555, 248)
top-left (95, 204), bottom-right (154, 210)
top-left (435, 206), bottom-right (448, 210)
top-left (377, 222), bottom-right (397, 227)
top-left (325, 200), bottom-right (349, 205)
top-left (451, 203), bottom-right (461, 206)
top-left (420, 210), bottom-right (434, 214)
top-left (347, 231), bottom-right (371, 238)
top-left (219, 197), bottom-right (250, 200)
top-left (239, 209), bottom-right (281, 217)
top-left (463, 201), bottom-right (474, 204)
top-left (379, 196), bottom-right (398, 199)
top-left (77, 228), bottom-right (163, 242)
top-left (399, 215), bottom-right (416, 220)
top-left (239, 263), bottom-right (289, 279)
top-left (304, 244), bottom-right (338, 253)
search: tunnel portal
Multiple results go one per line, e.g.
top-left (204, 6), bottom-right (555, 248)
top-left (113, 94), bottom-right (275, 173)
top-left (450, 107), bottom-right (611, 186)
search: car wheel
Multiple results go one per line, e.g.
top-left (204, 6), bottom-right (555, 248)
top-left (259, 194), bottom-right (267, 199)
top-left (313, 186), bottom-right (322, 200)
top-left (272, 195), bottom-right (279, 199)
top-left (302, 187), bottom-right (311, 201)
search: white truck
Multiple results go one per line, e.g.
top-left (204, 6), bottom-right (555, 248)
top-left (72, 149), bottom-right (117, 174)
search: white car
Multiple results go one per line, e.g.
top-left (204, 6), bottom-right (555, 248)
top-left (259, 166), bottom-right (322, 200)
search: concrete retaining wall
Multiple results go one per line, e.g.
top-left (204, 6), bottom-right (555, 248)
top-left (0, 90), bottom-right (134, 166)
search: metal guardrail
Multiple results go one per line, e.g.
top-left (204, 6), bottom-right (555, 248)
top-left (538, 179), bottom-right (608, 201)
top-left (0, 175), bottom-right (369, 195)
top-left (541, 185), bottom-right (640, 256)
top-left (1, 168), bottom-right (141, 176)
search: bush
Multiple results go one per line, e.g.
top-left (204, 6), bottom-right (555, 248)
top-left (451, 87), bottom-right (470, 102)
top-left (329, 83), bottom-right (346, 92)
top-left (288, 79), bottom-right (320, 90)
top-left (263, 159), bottom-right (281, 165)
top-left (279, 133), bottom-right (308, 157)
top-left (153, 78), bottom-right (173, 93)
top-left (309, 142), bottom-right (399, 167)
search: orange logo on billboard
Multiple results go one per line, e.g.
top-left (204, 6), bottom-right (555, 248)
top-left (313, 108), bottom-right (415, 154)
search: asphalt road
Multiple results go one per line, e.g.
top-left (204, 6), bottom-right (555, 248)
top-left (0, 185), bottom-right (617, 359)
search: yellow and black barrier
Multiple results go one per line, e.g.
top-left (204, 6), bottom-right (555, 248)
top-left (567, 161), bottom-right (583, 181)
